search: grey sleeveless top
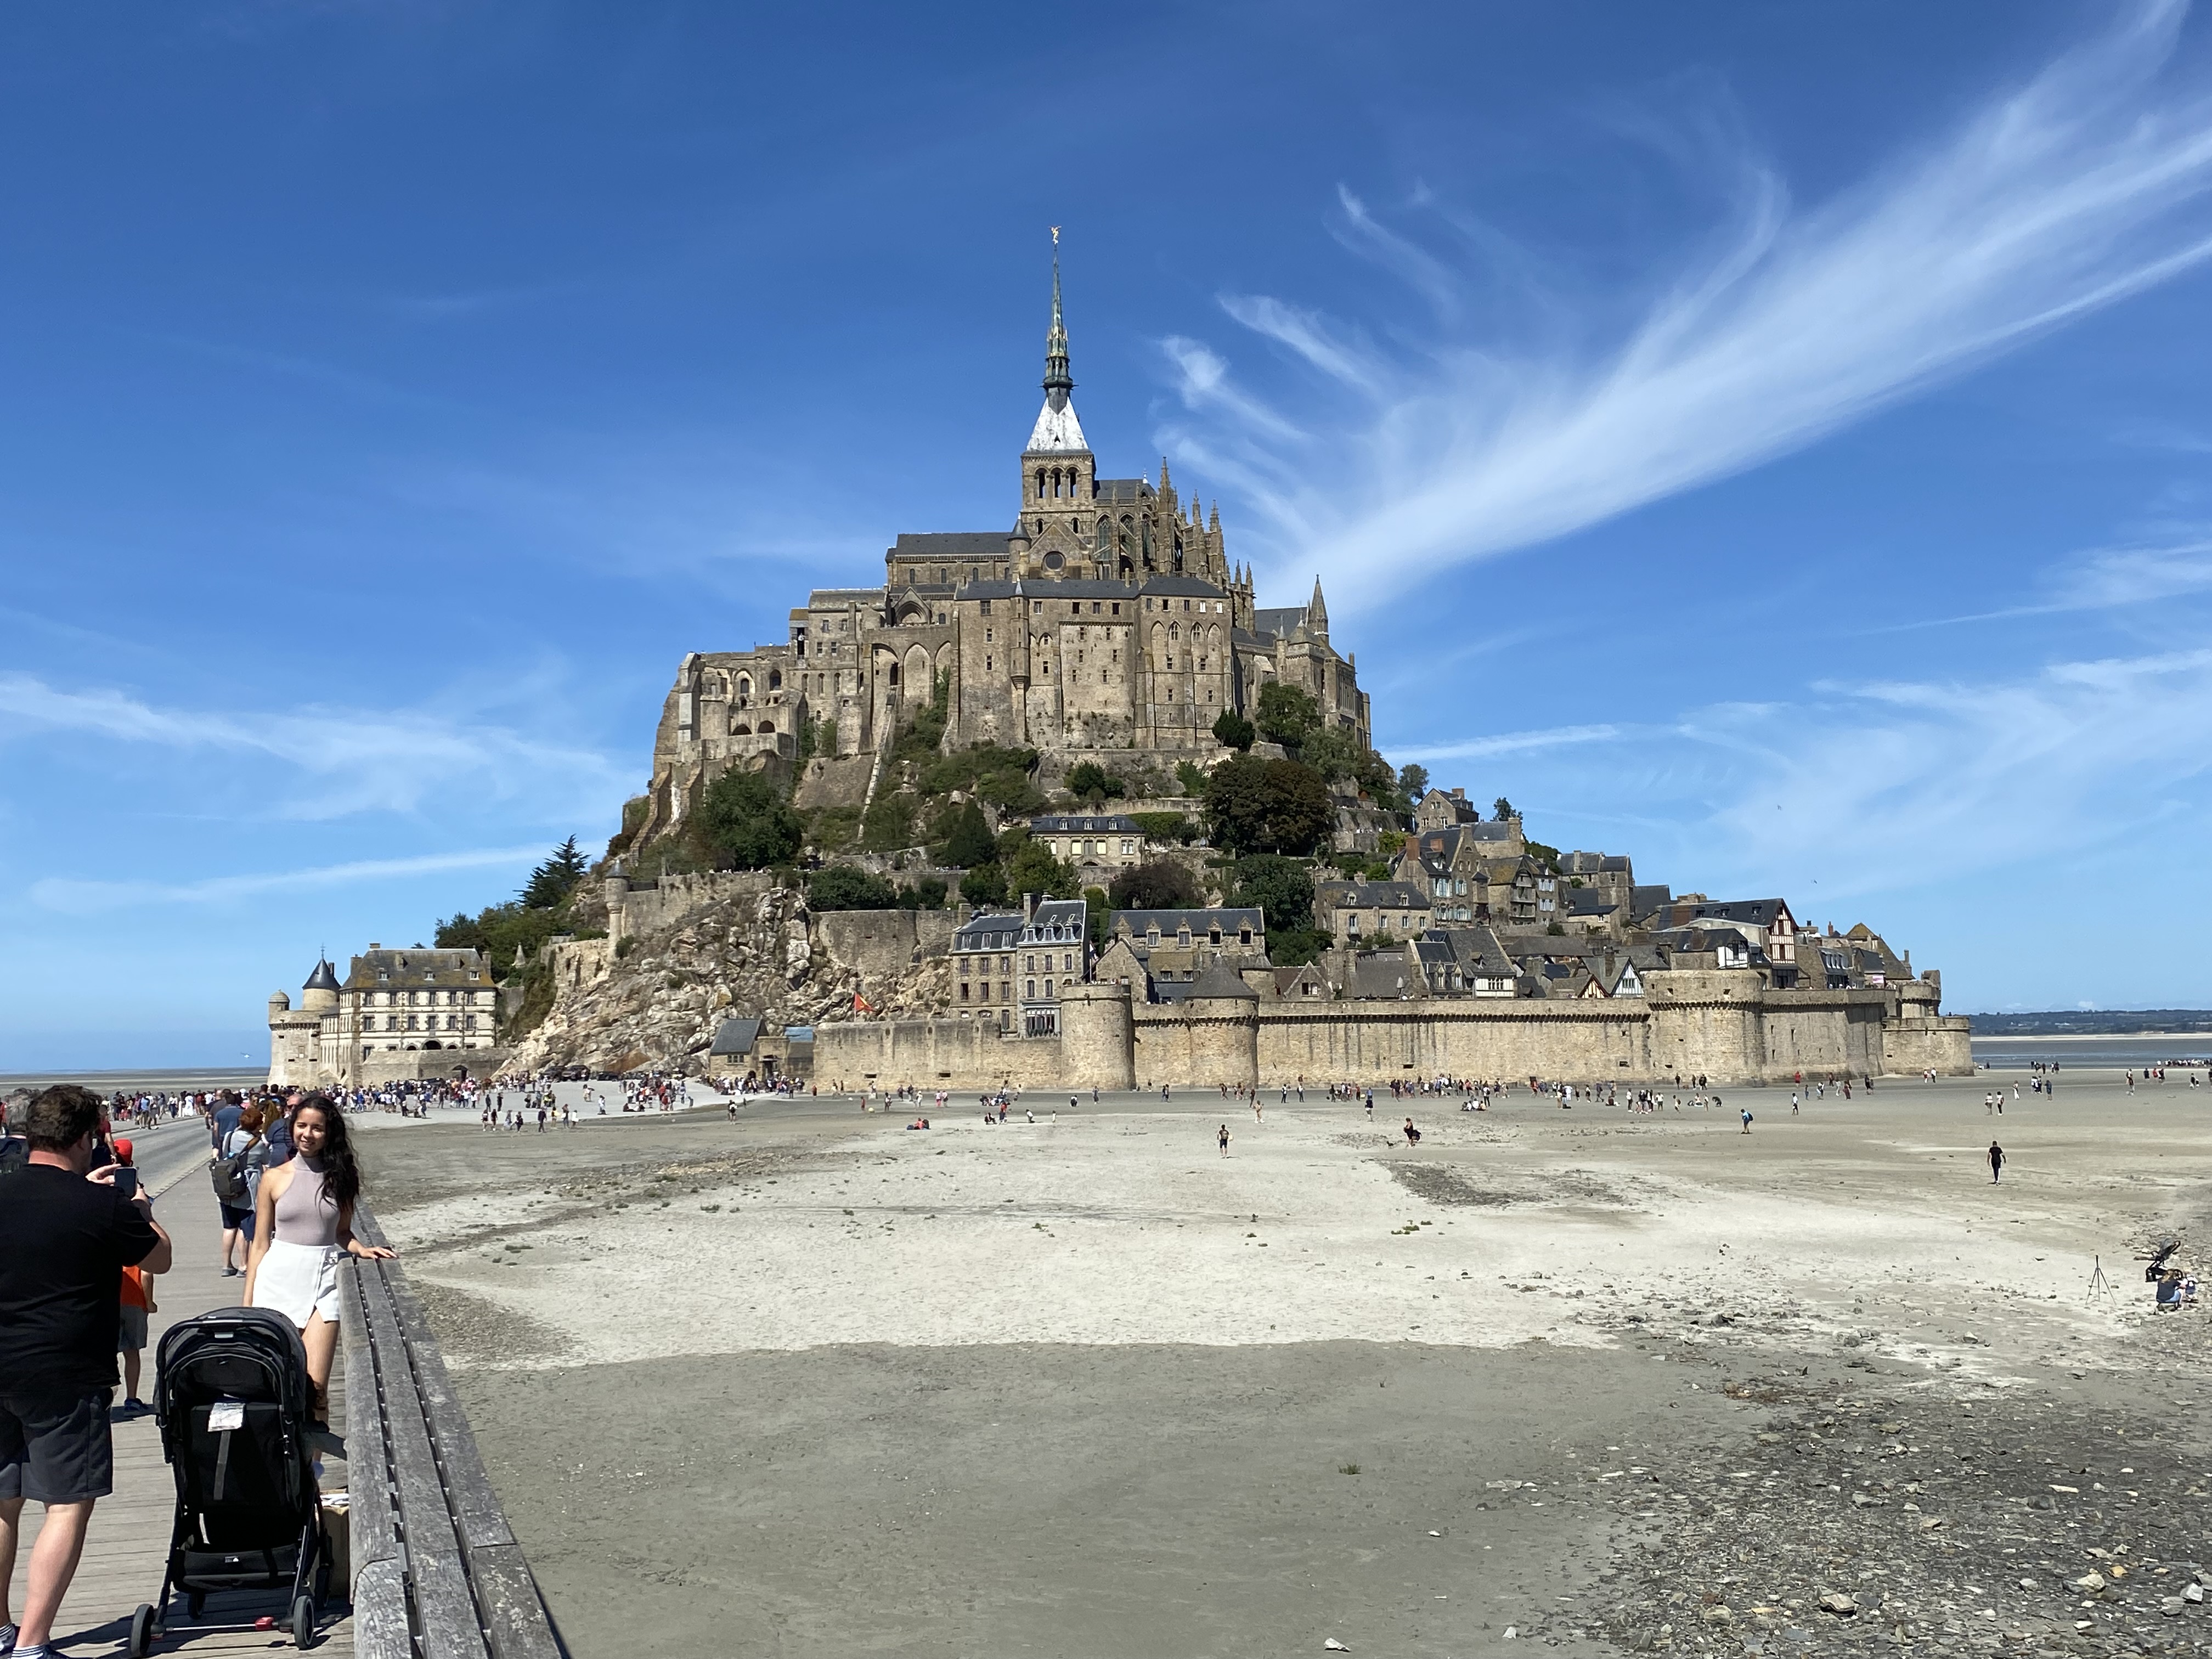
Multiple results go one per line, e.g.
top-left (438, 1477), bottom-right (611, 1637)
top-left (272, 1157), bottom-right (340, 1246)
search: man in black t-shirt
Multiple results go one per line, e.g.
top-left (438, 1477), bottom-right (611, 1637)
top-left (0, 1085), bottom-right (171, 1659)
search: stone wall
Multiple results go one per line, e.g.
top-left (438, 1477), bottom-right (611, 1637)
top-left (803, 972), bottom-right (1973, 1093)
top-left (812, 909), bottom-right (958, 980)
top-left (812, 1015), bottom-right (1065, 1092)
top-left (1881, 1014), bottom-right (1976, 1077)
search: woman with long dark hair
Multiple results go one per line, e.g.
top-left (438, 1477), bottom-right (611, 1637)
top-left (244, 1094), bottom-right (393, 1422)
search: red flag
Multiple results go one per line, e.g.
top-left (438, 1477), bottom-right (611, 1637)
top-left (854, 991), bottom-right (876, 1014)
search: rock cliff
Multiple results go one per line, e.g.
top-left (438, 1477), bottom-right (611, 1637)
top-left (506, 877), bottom-right (952, 1075)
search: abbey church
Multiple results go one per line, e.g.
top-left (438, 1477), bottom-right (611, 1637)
top-left (634, 260), bottom-right (1369, 842)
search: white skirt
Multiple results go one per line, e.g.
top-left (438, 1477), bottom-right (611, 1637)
top-left (251, 1239), bottom-right (341, 1328)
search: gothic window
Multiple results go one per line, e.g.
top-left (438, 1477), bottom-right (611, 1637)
top-left (1036, 469), bottom-right (1046, 499)
top-left (736, 675), bottom-right (751, 699)
top-left (769, 669), bottom-right (782, 690)
top-left (887, 663), bottom-right (900, 686)
top-left (1168, 622), bottom-right (1180, 642)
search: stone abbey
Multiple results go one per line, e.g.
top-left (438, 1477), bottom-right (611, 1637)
top-left (633, 258), bottom-right (1368, 844)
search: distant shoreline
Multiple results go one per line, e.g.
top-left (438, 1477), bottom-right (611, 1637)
top-left (1971, 1032), bottom-right (2212, 1043)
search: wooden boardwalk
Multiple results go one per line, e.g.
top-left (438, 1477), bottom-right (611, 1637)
top-left (23, 1144), bottom-right (356, 1657)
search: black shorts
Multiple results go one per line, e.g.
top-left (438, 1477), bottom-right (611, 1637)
top-left (219, 1200), bottom-right (250, 1228)
top-left (0, 1386), bottom-right (115, 1503)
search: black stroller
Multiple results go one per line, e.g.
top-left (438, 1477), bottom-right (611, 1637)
top-left (131, 1307), bottom-right (329, 1654)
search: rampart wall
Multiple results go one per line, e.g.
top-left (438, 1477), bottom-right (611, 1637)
top-left (804, 972), bottom-right (1972, 1093)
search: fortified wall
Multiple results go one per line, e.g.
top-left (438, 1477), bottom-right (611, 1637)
top-left (811, 970), bottom-right (1973, 1092)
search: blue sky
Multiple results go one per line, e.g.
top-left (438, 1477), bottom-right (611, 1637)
top-left (4, 1), bottom-right (2211, 1068)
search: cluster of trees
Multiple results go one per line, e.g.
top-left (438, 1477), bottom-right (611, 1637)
top-left (808, 865), bottom-right (948, 911)
top-left (1210, 685), bottom-right (1424, 818)
top-left (434, 836), bottom-right (595, 991)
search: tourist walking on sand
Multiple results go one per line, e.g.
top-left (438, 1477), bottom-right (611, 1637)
top-left (0, 1085), bottom-right (173, 1659)
top-left (244, 1096), bottom-right (394, 1426)
top-left (1740, 1108), bottom-right (1753, 1134)
top-left (1403, 1118), bottom-right (1420, 1147)
top-left (1988, 1141), bottom-right (2005, 1184)
top-left (1218, 1124), bottom-right (1231, 1157)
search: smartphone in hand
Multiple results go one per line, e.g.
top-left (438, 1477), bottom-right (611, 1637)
top-left (111, 1165), bottom-right (139, 1199)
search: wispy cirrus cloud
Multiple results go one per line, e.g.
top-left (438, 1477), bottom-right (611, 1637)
top-left (29, 847), bottom-right (548, 917)
top-left (1494, 647), bottom-right (2212, 905)
top-left (1395, 723), bottom-right (1623, 765)
top-left (0, 673), bottom-right (623, 820)
top-left (1871, 528), bottom-right (2212, 630)
top-left (1159, 1), bottom-right (2212, 612)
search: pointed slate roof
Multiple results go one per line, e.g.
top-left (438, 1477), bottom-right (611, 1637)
top-left (1026, 251), bottom-right (1090, 454)
top-left (303, 957), bottom-right (341, 992)
top-left (1188, 959), bottom-right (1260, 1001)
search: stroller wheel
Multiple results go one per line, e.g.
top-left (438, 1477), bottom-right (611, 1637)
top-left (128, 1601), bottom-right (157, 1657)
top-left (291, 1593), bottom-right (315, 1649)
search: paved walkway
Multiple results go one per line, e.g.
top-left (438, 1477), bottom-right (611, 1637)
top-left (21, 1126), bottom-right (356, 1656)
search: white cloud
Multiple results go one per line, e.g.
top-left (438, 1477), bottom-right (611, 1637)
top-left (1396, 723), bottom-right (1623, 764)
top-left (29, 847), bottom-right (549, 916)
top-left (0, 673), bottom-right (624, 820)
top-left (1162, 2), bottom-right (2212, 612)
top-left (1686, 647), bottom-right (2212, 897)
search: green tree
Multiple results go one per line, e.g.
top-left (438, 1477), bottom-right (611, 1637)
top-left (999, 830), bottom-right (1079, 900)
top-left (1228, 854), bottom-right (1316, 935)
top-left (960, 862), bottom-right (1008, 907)
top-left (520, 837), bottom-right (589, 910)
top-left (936, 800), bottom-right (997, 868)
top-left (1128, 811), bottom-right (1198, 844)
top-left (1211, 709), bottom-right (1255, 751)
top-left (1492, 795), bottom-right (1516, 822)
top-left (899, 876), bottom-right (949, 910)
top-left (809, 864), bottom-right (899, 911)
top-left (1255, 682), bottom-right (1321, 749)
top-left (1398, 764), bottom-right (1430, 799)
top-left (1203, 756), bottom-right (1335, 856)
top-left (1108, 859), bottom-right (1201, 911)
top-left (699, 767), bottom-right (805, 869)
top-left (1175, 759), bottom-right (1210, 797)
top-left (1064, 761), bottom-right (1126, 805)
top-left (860, 790), bottom-right (917, 852)
top-left (1299, 725), bottom-right (1359, 785)
top-left (1082, 885), bottom-right (1111, 946)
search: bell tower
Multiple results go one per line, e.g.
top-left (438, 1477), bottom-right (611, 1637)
top-left (1017, 233), bottom-right (1097, 580)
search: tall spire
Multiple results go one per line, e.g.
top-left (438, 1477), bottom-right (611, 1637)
top-left (1025, 228), bottom-right (1088, 453)
top-left (1308, 575), bottom-right (1330, 636)
top-left (1043, 229), bottom-right (1073, 398)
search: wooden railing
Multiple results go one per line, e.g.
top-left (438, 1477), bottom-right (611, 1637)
top-left (341, 1209), bottom-right (566, 1659)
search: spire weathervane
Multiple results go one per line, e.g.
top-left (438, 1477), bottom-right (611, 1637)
top-left (1044, 229), bottom-right (1073, 398)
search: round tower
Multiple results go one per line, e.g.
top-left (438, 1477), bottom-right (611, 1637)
top-left (1058, 981), bottom-right (1134, 1091)
top-left (301, 957), bottom-right (341, 1014)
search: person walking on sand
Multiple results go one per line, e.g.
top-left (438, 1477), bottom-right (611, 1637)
top-left (1740, 1108), bottom-right (1753, 1134)
top-left (1253, 1099), bottom-right (1263, 1124)
top-left (1217, 1124), bottom-right (1231, 1158)
top-left (1791, 1091), bottom-right (1799, 1116)
top-left (1988, 1140), bottom-right (2004, 1184)
top-left (1403, 1118), bottom-right (1420, 1147)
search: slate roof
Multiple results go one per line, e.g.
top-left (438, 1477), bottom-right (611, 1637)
top-left (1628, 884), bottom-right (1673, 919)
top-left (1561, 851), bottom-right (1632, 875)
top-left (1566, 888), bottom-right (1618, 916)
top-left (1094, 478), bottom-right (1152, 504)
top-left (303, 958), bottom-right (341, 992)
top-left (1317, 880), bottom-right (1427, 910)
top-left (806, 588), bottom-right (886, 607)
top-left (1188, 960), bottom-right (1259, 1001)
top-left (1138, 575), bottom-right (1227, 599)
top-left (956, 900), bottom-right (1087, 952)
top-left (1030, 814), bottom-right (1141, 836)
top-left (1027, 580), bottom-right (1143, 601)
top-left (710, 1018), bottom-right (763, 1057)
top-left (1113, 906), bottom-right (1265, 937)
top-left (342, 948), bottom-right (490, 991)
top-left (1251, 607), bottom-right (1309, 639)
top-left (893, 532), bottom-right (1012, 558)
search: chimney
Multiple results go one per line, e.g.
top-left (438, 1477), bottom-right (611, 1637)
top-left (1023, 891), bottom-right (1039, 922)
top-left (1449, 787), bottom-right (1465, 800)
top-left (369, 942), bottom-right (380, 950)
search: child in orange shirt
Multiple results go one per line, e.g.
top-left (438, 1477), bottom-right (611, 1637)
top-left (114, 1136), bottom-right (159, 1411)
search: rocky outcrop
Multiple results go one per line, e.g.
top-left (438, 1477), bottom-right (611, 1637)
top-left (507, 881), bottom-right (951, 1075)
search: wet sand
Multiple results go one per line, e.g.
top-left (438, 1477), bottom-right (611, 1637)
top-left (360, 1074), bottom-right (2212, 1656)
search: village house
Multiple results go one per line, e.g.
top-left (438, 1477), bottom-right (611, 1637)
top-left (951, 895), bottom-right (1088, 1035)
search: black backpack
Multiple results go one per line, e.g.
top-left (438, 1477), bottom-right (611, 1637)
top-left (210, 1141), bottom-right (253, 1203)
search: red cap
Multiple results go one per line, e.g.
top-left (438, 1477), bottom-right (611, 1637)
top-left (112, 1137), bottom-right (134, 1164)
